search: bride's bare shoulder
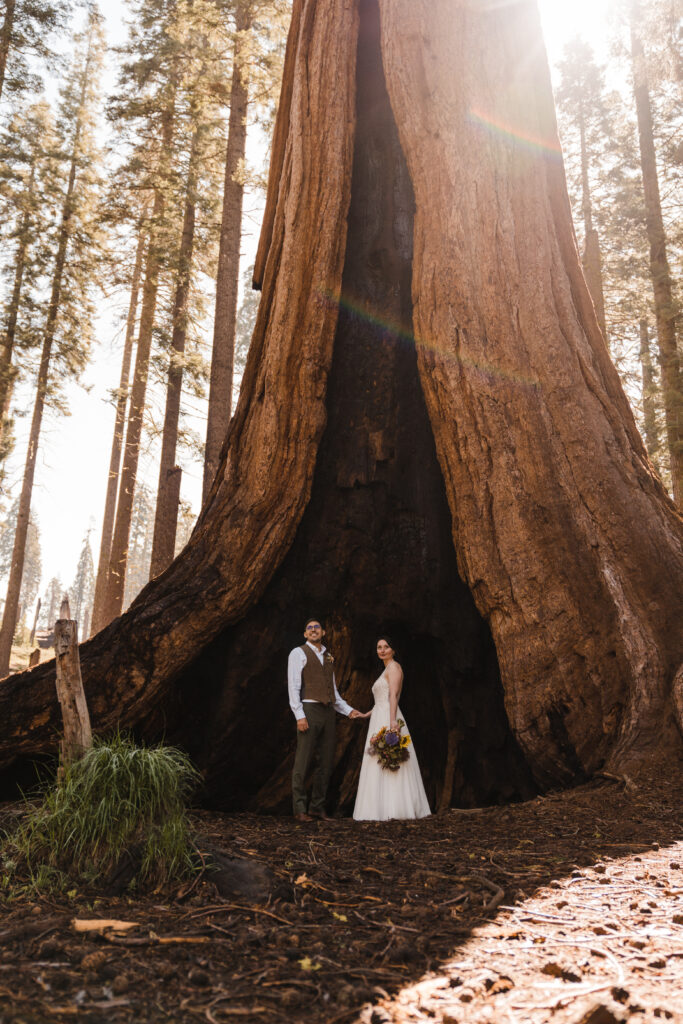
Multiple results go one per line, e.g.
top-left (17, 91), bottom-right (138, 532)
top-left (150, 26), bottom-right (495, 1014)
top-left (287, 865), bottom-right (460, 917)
top-left (386, 660), bottom-right (403, 681)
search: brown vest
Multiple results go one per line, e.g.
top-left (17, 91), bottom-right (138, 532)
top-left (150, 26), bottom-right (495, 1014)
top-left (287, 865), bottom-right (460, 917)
top-left (300, 645), bottom-right (335, 705)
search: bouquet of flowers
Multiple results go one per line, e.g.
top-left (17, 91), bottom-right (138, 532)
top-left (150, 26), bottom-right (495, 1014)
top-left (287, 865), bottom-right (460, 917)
top-left (368, 719), bottom-right (411, 771)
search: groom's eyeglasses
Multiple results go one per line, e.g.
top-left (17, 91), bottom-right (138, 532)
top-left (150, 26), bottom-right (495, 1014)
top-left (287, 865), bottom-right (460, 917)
top-left (305, 624), bottom-right (321, 630)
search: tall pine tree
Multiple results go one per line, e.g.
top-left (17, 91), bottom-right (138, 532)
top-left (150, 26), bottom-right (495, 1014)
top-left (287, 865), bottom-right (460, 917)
top-left (628, 0), bottom-right (682, 503)
top-left (0, 6), bottom-right (105, 675)
top-left (0, 0), bottom-right (73, 103)
top-left (0, 100), bottom-right (61, 468)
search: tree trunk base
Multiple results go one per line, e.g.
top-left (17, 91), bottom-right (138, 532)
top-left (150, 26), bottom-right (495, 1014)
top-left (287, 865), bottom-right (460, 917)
top-left (132, 0), bottom-right (536, 813)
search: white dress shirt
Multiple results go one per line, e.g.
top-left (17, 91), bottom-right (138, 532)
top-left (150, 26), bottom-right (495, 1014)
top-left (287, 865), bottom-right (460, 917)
top-left (288, 642), bottom-right (353, 720)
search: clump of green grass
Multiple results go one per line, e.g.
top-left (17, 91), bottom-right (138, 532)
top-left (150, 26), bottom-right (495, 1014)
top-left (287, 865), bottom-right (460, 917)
top-left (6, 733), bottom-right (201, 892)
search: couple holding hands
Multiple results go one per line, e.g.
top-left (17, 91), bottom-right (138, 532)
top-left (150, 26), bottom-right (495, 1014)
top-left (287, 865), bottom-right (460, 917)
top-left (287, 618), bottom-right (431, 822)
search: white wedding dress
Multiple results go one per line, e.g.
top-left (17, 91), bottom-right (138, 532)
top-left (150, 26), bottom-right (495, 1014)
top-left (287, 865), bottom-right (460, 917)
top-left (353, 671), bottom-right (431, 821)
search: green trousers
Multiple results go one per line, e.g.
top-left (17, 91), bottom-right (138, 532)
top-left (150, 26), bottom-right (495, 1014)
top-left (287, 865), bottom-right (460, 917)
top-left (292, 703), bottom-right (336, 815)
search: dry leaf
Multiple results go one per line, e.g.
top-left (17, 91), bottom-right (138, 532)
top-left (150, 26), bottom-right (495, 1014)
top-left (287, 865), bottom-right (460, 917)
top-left (298, 956), bottom-right (321, 971)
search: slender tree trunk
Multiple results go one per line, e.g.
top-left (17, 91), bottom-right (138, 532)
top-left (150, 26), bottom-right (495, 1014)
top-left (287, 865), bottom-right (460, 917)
top-left (29, 598), bottom-right (40, 647)
top-left (630, 4), bottom-right (683, 505)
top-left (639, 319), bottom-right (660, 461)
top-left (577, 97), bottom-right (607, 343)
top-left (90, 224), bottom-right (146, 634)
top-left (150, 129), bottom-right (200, 577)
top-left (0, 162), bottom-right (36, 460)
top-left (203, 2), bottom-right (253, 503)
top-left (0, 108), bottom-right (83, 677)
top-left (0, 0), bottom-right (15, 103)
top-left (47, 586), bottom-right (57, 630)
top-left (103, 96), bottom-right (176, 623)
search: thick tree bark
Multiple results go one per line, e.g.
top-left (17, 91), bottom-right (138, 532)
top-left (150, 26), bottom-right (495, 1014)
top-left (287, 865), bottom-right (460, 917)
top-left (0, 161), bottom-right (36, 462)
top-left (577, 98), bottom-right (607, 344)
top-left (630, 5), bottom-right (683, 506)
top-left (639, 319), bottom-right (659, 462)
top-left (0, 96), bottom-right (84, 676)
top-left (0, 0), bottom-right (15, 103)
top-left (103, 97), bottom-right (176, 623)
top-left (0, 0), bottom-right (681, 808)
top-left (90, 225), bottom-right (145, 635)
top-left (202, 2), bottom-right (253, 503)
top-left (150, 129), bottom-right (199, 578)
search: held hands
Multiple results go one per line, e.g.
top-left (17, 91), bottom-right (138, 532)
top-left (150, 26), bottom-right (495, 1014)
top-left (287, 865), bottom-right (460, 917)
top-left (349, 709), bottom-right (372, 720)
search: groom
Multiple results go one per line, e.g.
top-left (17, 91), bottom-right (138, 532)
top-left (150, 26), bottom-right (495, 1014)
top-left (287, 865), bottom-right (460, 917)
top-left (288, 618), bottom-right (363, 821)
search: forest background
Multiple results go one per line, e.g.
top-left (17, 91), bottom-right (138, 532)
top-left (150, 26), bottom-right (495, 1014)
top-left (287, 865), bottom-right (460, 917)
top-left (0, 0), bottom-right (680, 669)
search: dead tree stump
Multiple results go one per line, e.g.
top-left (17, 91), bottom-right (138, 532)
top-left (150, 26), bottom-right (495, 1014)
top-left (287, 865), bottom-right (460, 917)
top-left (54, 597), bottom-right (92, 765)
top-left (28, 649), bottom-right (40, 669)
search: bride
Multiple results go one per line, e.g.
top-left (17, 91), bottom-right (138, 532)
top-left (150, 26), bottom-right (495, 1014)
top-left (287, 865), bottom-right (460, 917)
top-left (353, 637), bottom-right (431, 821)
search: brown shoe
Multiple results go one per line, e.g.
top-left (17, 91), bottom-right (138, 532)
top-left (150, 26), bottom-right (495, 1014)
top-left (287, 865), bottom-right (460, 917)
top-left (310, 812), bottom-right (334, 821)
top-left (294, 812), bottom-right (313, 822)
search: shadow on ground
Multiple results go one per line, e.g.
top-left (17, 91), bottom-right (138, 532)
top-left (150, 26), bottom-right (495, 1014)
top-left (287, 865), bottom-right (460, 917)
top-left (0, 763), bottom-right (682, 1023)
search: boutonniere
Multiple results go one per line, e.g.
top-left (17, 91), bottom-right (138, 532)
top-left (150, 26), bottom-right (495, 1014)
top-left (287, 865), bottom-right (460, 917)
top-left (325, 653), bottom-right (334, 663)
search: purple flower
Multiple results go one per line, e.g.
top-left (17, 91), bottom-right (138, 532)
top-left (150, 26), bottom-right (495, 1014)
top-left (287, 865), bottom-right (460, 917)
top-left (385, 731), bottom-right (399, 747)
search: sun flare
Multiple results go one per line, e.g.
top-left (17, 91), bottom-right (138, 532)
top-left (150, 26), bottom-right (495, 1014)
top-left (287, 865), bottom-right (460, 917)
top-left (537, 0), bottom-right (614, 62)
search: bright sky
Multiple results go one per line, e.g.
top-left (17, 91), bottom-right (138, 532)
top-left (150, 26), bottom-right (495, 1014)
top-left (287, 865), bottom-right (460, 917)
top-left (2, 0), bottom-right (617, 600)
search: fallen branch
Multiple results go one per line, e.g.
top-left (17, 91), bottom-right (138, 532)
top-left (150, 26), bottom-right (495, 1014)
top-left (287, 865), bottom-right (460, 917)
top-left (0, 914), bottom-right (70, 944)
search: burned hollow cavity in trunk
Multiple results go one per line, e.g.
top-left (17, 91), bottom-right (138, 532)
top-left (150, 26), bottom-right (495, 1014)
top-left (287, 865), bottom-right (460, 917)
top-left (158, 0), bottom-right (536, 812)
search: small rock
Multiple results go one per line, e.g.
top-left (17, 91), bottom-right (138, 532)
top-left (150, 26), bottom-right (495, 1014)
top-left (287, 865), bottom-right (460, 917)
top-left (594, 864), bottom-right (607, 874)
top-left (611, 987), bottom-right (629, 1004)
top-left (649, 958), bottom-right (667, 968)
top-left (201, 843), bottom-right (275, 902)
top-left (651, 842), bottom-right (660, 850)
top-left (458, 989), bottom-right (475, 1003)
top-left (670, 861), bottom-right (680, 869)
top-left (672, 914), bottom-right (683, 925)
top-left (112, 973), bottom-right (130, 995)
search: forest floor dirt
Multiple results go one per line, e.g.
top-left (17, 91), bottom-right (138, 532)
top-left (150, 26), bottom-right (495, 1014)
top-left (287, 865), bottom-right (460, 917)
top-left (0, 764), bottom-right (681, 1024)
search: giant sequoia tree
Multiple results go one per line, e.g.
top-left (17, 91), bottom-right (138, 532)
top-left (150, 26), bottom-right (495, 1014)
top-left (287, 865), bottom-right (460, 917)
top-left (1, 0), bottom-right (682, 812)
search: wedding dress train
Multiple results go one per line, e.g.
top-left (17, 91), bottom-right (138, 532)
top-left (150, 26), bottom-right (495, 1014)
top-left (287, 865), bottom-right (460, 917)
top-left (353, 672), bottom-right (431, 821)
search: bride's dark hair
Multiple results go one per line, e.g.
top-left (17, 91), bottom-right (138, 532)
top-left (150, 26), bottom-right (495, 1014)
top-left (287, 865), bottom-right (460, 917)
top-left (376, 635), bottom-right (398, 660)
